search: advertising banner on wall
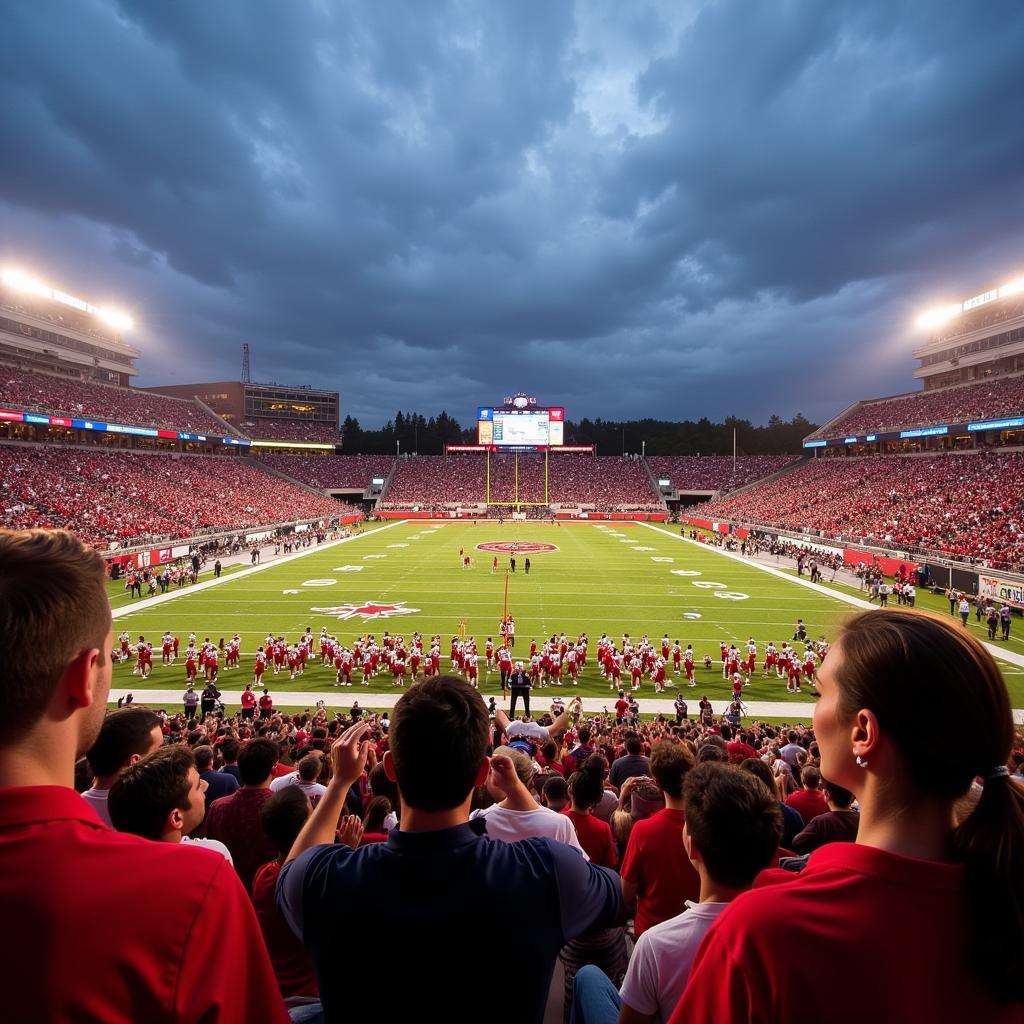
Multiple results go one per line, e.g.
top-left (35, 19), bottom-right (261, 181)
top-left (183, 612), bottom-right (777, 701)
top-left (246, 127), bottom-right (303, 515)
top-left (978, 571), bottom-right (1024, 609)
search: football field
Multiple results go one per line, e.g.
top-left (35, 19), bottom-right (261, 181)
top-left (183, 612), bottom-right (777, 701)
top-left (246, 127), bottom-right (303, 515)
top-left (108, 520), bottom-right (1024, 713)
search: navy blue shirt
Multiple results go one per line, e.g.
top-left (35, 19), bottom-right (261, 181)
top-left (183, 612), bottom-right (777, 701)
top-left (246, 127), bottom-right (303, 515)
top-left (199, 768), bottom-right (238, 815)
top-left (277, 818), bottom-right (620, 1023)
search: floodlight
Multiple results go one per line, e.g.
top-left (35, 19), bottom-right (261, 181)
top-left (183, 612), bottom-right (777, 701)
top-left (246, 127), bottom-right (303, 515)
top-left (97, 307), bottom-right (134, 331)
top-left (2, 268), bottom-right (49, 298)
top-left (915, 304), bottom-right (961, 330)
top-left (999, 277), bottom-right (1024, 298)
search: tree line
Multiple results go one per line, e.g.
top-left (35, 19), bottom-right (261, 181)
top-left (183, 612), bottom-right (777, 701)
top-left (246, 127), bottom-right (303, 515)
top-left (341, 411), bottom-right (817, 456)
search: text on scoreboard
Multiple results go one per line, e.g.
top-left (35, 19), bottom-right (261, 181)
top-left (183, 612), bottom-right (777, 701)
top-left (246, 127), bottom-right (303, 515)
top-left (477, 407), bottom-right (564, 447)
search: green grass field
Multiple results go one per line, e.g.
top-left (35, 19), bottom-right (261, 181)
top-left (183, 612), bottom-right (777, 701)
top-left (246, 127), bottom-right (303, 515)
top-left (109, 520), bottom-right (1024, 709)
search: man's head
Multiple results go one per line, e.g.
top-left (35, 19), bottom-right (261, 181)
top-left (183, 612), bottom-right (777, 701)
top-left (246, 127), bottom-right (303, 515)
top-left (193, 745), bottom-right (215, 772)
top-left (486, 745), bottom-right (532, 798)
top-left (624, 734), bottom-right (643, 756)
top-left (238, 738), bottom-right (279, 787)
top-left (297, 753), bottom-right (322, 783)
top-left (650, 740), bottom-right (696, 800)
top-left (260, 786), bottom-right (311, 858)
top-left (221, 737), bottom-right (240, 764)
top-left (384, 675), bottom-right (489, 812)
top-left (86, 708), bottom-right (163, 783)
top-left (0, 530), bottom-right (112, 758)
top-left (801, 765), bottom-right (821, 791)
top-left (108, 746), bottom-right (206, 841)
top-left (682, 763), bottom-right (782, 888)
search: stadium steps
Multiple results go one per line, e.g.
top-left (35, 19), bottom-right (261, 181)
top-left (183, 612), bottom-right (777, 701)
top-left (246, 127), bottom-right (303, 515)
top-left (242, 457), bottom-right (331, 497)
top-left (709, 456), bottom-right (809, 501)
top-left (376, 458), bottom-right (399, 503)
top-left (192, 397), bottom-right (242, 438)
top-left (639, 457), bottom-right (668, 508)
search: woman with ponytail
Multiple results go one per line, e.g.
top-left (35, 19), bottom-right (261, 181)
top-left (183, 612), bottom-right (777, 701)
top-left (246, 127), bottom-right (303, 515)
top-left (672, 608), bottom-right (1023, 1023)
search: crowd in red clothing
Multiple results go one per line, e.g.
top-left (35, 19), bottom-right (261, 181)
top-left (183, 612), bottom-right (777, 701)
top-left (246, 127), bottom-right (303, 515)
top-left (0, 365), bottom-right (232, 435)
top-left (242, 420), bottom-right (342, 442)
top-left (380, 454), bottom-right (663, 510)
top-left (816, 372), bottom-right (1024, 437)
top-left (256, 454), bottom-right (395, 489)
top-left (698, 452), bottom-right (1024, 569)
top-left (646, 455), bottom-right (800, 492)
top-left (0, 445), bottom-right (354, 547)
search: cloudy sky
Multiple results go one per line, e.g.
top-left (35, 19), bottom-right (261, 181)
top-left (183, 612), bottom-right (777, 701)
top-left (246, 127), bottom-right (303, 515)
top-left (2, 0), bottom-right (1023, 428)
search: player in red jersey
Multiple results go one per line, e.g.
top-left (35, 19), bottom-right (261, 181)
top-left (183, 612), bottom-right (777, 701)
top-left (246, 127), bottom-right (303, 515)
top-left (684, 645), bottom-right (696, 687)
top-left (253, 647), bottom-right (267, 684)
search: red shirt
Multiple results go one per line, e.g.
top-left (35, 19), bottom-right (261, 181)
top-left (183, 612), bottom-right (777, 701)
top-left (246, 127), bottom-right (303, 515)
top-left (564, 810), bottom-right (617, 868)
top-left (251, 860), bottom-right (319, 999)
top-left (785, 788), bottom-right (830, 825)
top-left (241, 690), bottom-right (257, 709)
top-left (0, 786), bottom-right (287, 1024)
top-left (726, 741), bottom-right (758, 764)
top-left (620, 808), bottom-right (700, 937)
top-left (672, 843), bottom-right (1019, 1024)
top-left (205, 788), bottom-right (277, 890)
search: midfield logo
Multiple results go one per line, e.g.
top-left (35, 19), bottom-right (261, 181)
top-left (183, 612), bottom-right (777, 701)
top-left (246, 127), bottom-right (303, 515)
top-left (310, 601), bottom-right (420, 621)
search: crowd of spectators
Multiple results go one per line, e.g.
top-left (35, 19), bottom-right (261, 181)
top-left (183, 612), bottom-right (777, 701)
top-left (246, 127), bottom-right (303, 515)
top-left (0, 365), bottom-right (232, 436)
top-left (816, 372), bottom-right (1024, 438)
top-left (379, 454), bottom-right (663, 510)
top-left (928, 294), bottom-right (1024, 344)
top-left (0, 445), bottom-right (354, 548)
top-left (698, 452), bottom-right (1024, 570)
top-left (242, 420), bottom-right (342, 443)
top-left (2, 528), bottom-right (1022, 1023)
top-left (646, 455), bottom-right (800, 492)
top-left (256, 454), bottom-right (395, 490)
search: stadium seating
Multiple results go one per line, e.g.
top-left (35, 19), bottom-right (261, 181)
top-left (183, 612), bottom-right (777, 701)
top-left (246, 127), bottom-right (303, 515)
top-left (0, 445), bottom-right (355, 547)
top-left (243, 420), bottom-right (342, 442)
top-left (815, 373), bottom-right (1024, 437)
top-left (0, 365), bottom-right (232, 436)
top-left (645, 455), bottom-right (801, 492)
top-left (255, 454), bottom-right (395, 489)
top-left (697, 452), bottom-right (1024, 569)
top-left (379, 453), bottom-right (663, 510)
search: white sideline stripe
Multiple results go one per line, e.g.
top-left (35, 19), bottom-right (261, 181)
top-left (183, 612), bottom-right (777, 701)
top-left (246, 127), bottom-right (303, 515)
top-left (639, 522), bottom-right (1024, 715)
top-left (111, 521), bottom-right (407, 621)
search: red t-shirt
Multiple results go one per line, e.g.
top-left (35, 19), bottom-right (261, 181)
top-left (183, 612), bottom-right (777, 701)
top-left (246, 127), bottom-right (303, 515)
top-left (614, 699), bottom-right (629, 718)
top-left (0, 786), bottom-right (287, 1023)
top-left (672, 843), bottom-right (1019, 1024)
top-left (726, 741), bottom-right (758, 764)
top-left (785, 788), bottom-right (830, 825)
top-left (241, 690), bottom-right (257, 709)
top-left (620, 807), bottom-right (700, 937)
top-left (205, 788), bottom-right (277, 891)
top-left (564, 810), bottom-right (617, 868)
top-left (251, 859), bottom-right (319, 998)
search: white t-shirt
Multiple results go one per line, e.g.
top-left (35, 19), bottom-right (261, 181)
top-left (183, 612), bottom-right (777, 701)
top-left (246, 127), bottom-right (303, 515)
top-left (471, 804), bottom-right (588, 860)
top-left (81, 788), bottom-right (112, 828)
top-left (181, 836), bottom-right (234, 864)
top-left (505, 720), bottom-right (548, 743)
top-left (619, 901), bottom-right (729, 1024)
top-left (270, 772), bottom-right (328, 804)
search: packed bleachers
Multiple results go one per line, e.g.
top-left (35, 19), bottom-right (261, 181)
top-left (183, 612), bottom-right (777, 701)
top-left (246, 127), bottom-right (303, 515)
top-left (378, 453), bottom-right (663, 510)
top-left (242, 419), bottom-right (342, 442)
top-left (814, 373), bottom-right (1024, 438)
top-left (0, 365), bottom-right (232, 436)
top-left (381, 454), bottom-right (488, 507)
top-left (646, 455), bottom-right (801, 492)
top-left (549, 454), bottom-right (661, 508)
top-left (255, 454), bottom-right (395, 489)
top-left (0, 445), bottom-right (355, 547)
top-left (697, 452), bottom-right (1024, 569)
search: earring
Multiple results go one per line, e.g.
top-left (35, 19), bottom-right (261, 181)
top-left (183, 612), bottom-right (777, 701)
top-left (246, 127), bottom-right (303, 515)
top-left (855, 755), bottom-right (868, 768)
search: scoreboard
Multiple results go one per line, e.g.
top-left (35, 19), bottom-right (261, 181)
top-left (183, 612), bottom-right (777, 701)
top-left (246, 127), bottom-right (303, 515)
top-left (477, 406), bottom-right (564, 448)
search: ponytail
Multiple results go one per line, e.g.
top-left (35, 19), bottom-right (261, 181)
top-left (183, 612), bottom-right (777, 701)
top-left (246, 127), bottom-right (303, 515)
top-left (954, 772), bottom-right (1024, 1003)
top-left (837, 609), bottom-right (1023, 1003)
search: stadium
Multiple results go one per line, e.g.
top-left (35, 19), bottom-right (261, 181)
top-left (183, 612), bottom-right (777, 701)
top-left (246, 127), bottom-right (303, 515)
top-left (3, 7), bottom-right (1023, 1023)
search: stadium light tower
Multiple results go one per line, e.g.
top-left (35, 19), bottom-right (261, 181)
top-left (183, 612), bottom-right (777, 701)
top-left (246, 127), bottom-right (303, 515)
top-left (915, 304), bottom-right (961, 331)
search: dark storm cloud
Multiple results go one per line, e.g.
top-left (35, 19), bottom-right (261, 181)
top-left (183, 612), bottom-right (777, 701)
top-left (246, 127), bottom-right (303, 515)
top-left (1, 0), bottom-right (1023, 428)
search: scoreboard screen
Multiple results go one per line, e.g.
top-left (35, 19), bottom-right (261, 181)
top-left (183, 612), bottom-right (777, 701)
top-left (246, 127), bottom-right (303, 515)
top-left (477, 407), bottom-right (564, 447)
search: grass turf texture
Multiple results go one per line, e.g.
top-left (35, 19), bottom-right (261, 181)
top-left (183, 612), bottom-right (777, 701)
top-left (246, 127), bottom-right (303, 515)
top-left (109, 521), bottom-right (1023, 707)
